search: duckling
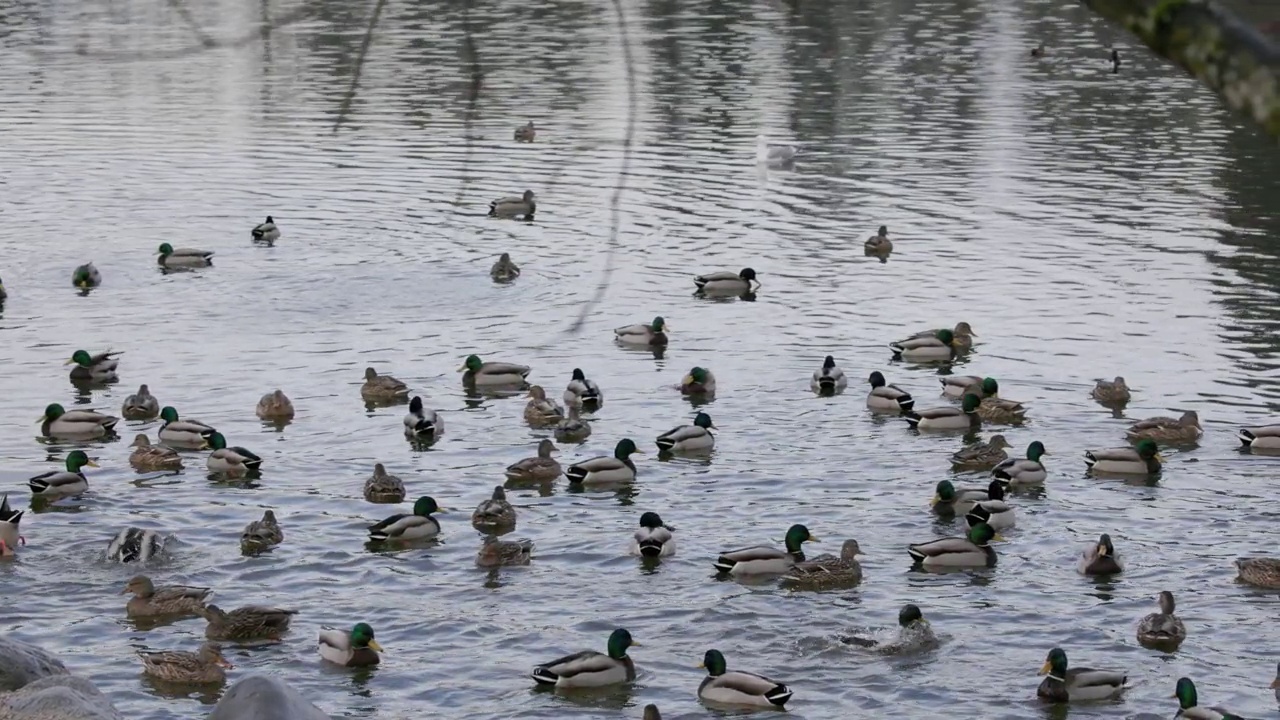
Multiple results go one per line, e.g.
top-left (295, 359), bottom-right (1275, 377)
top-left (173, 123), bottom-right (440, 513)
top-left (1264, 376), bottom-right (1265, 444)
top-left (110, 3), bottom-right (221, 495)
top-left (488, 190), bottom-right (536, 220)
top-left (200, 604), bottom-right (297, 641)
top-left (66, 349), bottom-right (121, 383)
top-left (0, 494), bottom-right (25, 557)
top-left (1091, 376), bottom-right (1131, 404)
top-left (403, 396), bottom-right (444, 439)
top-left (240, 510), bottom-right (283, 552)
top-left (1239, 424), bottom-right (1280, 450)
top-left (39, 403), bottom-right (118, 438)
top-left (969, 378), bottom-right (1027, 424)
top-left (490, 252), bottom-right (520, 282)
top-left (1037, 648), bottom-right (1128, 702)
top-left (255, 390), bottom-right (295, 421)
top-left (963, 483), bottom-right (1016, 531)
top-left (656, 412), bottom-right (715, 453)
top-left (319, 623), bottom-right (383, 667)
top-left (905, 393), bottom-right (981, 431)
top-left (713, 524), bottom-right (816, 576)
top-left (1235, 557), bottom-right (1280, 588)
top-left (1172, 677), bottom-right (1248, 719)
top-left (157, 243), bottom-right (213, 268)
top-left (614, 316), bottom-right (668, 347)
top-left (476, 535), bottom-right (534, 567)
top-left (514, 121), bottom-right (536, 142)
top-left (129, 434), bottom-right (183, 471)
top-left (29, 450), bottom-right (97, 495)
top-left (531, 628), bottom-right (637, 688)
top-left (564, 368), bottom-right (603, 408)
top-left (1085, 439), bottom-right (1162, 475)
top-left (460, 355), bottom-right (531, 387)
top-left (566, 439), bottom-right (642, 486)
top-left (122, 384), bottom-right (160, 419)
top-left (138, 642), bottom-right (232, 684)
top-left (122, 575), bottom-right (211, 618)
top-left (630, 511), bottom-right (675, 558)
top-left (505, 439), bottom-right (561, 483)
top-left (364, 463), bottom-right (405, 503)
top-left (158, 406), bottom-right (216, 448)
top-left (951, 434), bottom-right (1011, 470)
top-left (361, 367), bottom-right (410, 402)
top-left (890, 329), bottom-right (959, 362)
top-left (811, 355), bottom-right (848, 394)
top-left (554, 403), bottom-right (592, 443)
top-left (865, 225), bottom-right (892, 253)
top-left (207, 432), bottom-right (262, 475)
top-left (993, 440), bottom-right (1049, 486)
top-left (1136, 590), bottom-right (1186, 650)
top-left (250, 216), bottom-right (280, 244)
top-left (472, 486), bottom-right (517, 531)
top-left (680, 366), bottom-right (716, 395)
top-left (782, 539), bottom-right (863, 589)
top-left (108, 527), bottom-right (168, 563)
top-left (1125, 410), bottom-right (1201, 443)
top-left (940, 374), bottom-right (984, 399)
top-left (912, 322), bottom-right (976, 352)
top-left (72, 262), bottom-right (101, 288)
top-left (693, 268), bottom-right (759, 296)
top-left (368, 496), bottom-right (444, 542)
top-left (866, 371), bottom-right (915, 413)
top-left (697, 649), bottom-right (792, 708)
top-left (524, 385), bottom-right (564, 427)
top-left (1078, 533), bottom-right (1124, 575)
top-left (908, 522), bottom-right (1000, 568)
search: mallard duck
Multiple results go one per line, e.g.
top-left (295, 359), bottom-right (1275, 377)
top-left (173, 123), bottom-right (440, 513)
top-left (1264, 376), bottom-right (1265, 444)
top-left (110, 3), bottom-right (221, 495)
top-left (66, 349), bottom-right (120, 383)
top-left (566, 439), bottom-right (641, 485)
top-left (251, 216), bottom-right (280, 244)
top-left (514, 121), bottom-right (536, 142)
top-left (72, 262), bottom-right (101, 288)
top-left (531, 628), bottom-right (637, 688)
top-left (158, 406), bottom-right (216, 447)
top-left (524, 385), bottom-right (564, 427)
top-left (615, 316), bottom-right (668, 347)
top-left (29, 450), bottom-right (97, 495)
top-left (963, 482), bottom-right (1015, 531)
top-left (0, 494), bottom-right (25, 557)
top-left (200, 604), bottom-right (297, 641)
top-left (554, 403), bottom-right (592, 443)
top-left (1235, 557), bottom-right (1280, 588)
top-left (656, 412), bottom-right (715, 453)
top-left (756, 135), bottom-right (797, 163)
top-left (908, 522), bottom-right (1000, 568)
top-left (940, 374), bottom-right (984, 399)
top-left (931, 479), bottom-right (998, 517)
top-left (122, 384), bottom-right (159, 419)
top-left (1136, 590), bottom-right (1186, 649)
top-left (782, 539), bottom-right (863, 589)
top-left (697, 649), bottom-right (792, 708)
top-left (364, 463), bottom-right (405, 503)
top-left (1091, 376), bottom-right (1131, 404)
top-left (490, 252), bottom-right (520, 281)
top-left (472, 486), bottom-right (517, 531)
top-left (129, 434), bottom-right (183, 471)
top-left (866, 371), bottom-right (914, 412)
top-left (139, 642), bottom-right (232, 684)
top-left (403, 396), bottom-right (444, 439)
top-left (108, 527), bottom-right (167, 562)
top-left (1037, 647), bottom-right (1127, 702)
top-left (1126, 410), bottom-right (1201, 443)
top-left (630, 511), bottom-right (675, 558)
top-left (241, 510), bottom-right (283, 552)
top-left (157, 243), bottom-right (213, 268)
top-left (865, 225), bottom-right (892, 253)
top-left (811, 356), bottom-right (848, 394)
top-left (1172, 677), bottom-right (1246, 720)
top-left (368, 496), bottom-right (444, 541)
top-left (969, 379), bottom-right (1027, 424)
top-left (952, 434), bottom-right (1011, 470)
top-left (505, 439), bottom-right (561, 483)
top-left (361, 367), bottom-right (410, 402)
top-left (207, 432), bottom-right (262, 475)
top-left (39, 403), bottom-right (118, 438)
top-left (693, 268), bottom-right (759, 295)
top-left (563, 368), bottom-right (603, 408)
top-left (1085, 438), bottom-right (1162, 475)
top-left (460, 355), bottom-right (531, 387)
top-left (680, 366), bottom-right (716, 395)
top-left (1078, 533), bottom-right (1124, 575)
top-left (476, 535), bottom-right (534, 567)
top-left (255, 390), bottom-right (294, 421)
top-left (488, 190), bottom-right (536, 219)
top-left (913, 322), bottom-right (976, 352)
top-left (713, 524), bottom-right (816, 576)
top-left (318, 623), bottom-right (383, 667)
top-left (122, 575), bottom-right (211, 618)
top-left (890, 329), bottom-right (958, 362)
top-left (1238, 424), bottom-right (1280, 450)
top-left (993, 440), bottom-right (1049, 486)
top-left (906, 393), bottom-right (981, 431)
top-left (845, 604), bottom-right (941, 653)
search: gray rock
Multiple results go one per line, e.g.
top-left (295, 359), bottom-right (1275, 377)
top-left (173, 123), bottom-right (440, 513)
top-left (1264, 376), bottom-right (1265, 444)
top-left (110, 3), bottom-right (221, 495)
top-left (0, 637), bottom-right (67, 692)
top-left (0, 675), bottom-right (123, 720)
top-left (207, 675), bottom-right (329, 720)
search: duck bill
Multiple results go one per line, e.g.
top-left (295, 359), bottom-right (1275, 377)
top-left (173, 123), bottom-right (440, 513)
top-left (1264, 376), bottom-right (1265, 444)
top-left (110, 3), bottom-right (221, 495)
top-left (696, 662), bottom-right (705, 669)
top-left (456, 365), bottom-right (467, 372)
top-left (86, 460), bottom-right (101, 468)
top-left (1038, 660), bottom-right (1052, 675)
top-left (929, 495), bottom-right (940, 506)
top-left (681, 375), bottom-right (694, 385)
top-left (368, 640), bottom-right (385, 652)
top-left (1096, 544), bottom-right (1107, 556)
top-left (1155, 453), bottom-right (1166, 463)
top-left (805, 536), bottom-right (819, 543)
top-left (992, 533), bottom-right (1006, 542)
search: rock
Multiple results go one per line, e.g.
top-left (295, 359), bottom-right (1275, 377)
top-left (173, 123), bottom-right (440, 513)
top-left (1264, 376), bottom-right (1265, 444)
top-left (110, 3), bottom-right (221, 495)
top-left (0, 637), bottom-right (67, 692)
top-left (207, 675), bottom-right (329, 720)
top-left (0, 675), bottom-right (123, 720)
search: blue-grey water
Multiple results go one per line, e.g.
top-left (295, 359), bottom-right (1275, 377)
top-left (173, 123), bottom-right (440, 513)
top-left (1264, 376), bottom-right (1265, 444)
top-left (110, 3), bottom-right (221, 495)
top-left (1, 0), bottom-right (1279, 718)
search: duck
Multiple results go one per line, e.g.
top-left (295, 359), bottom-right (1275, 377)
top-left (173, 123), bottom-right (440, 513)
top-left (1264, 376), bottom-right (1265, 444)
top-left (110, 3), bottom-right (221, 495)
top-left (121, 575), bottom-right (211, 618)
top-left (199, 604), bottom-right (297, 641)
top-left (364, 463), bottom-right (405, 503)
top-left (656, 412), bottom-right (715, 453)
top-left (66, 349), bottom-right (121, 383)
top-left (969, 379), bottom-right (1028, 424)
top-left (531, 628), bottom-right (637, 688)
top-left (1078, 533), bottom-right (1124, 575)
top-left (138, 642), bottom-right (232, 684)
top-left (490, 252), bottom-right (520, 281)
top-left (1171, 677), bottom-right (1248, 720)
top-left (680, 366), bottom-right (716, 395)
top-left (472, 486), bottom-right (517, 531)
top-left (905, 393), bottom-right (981, 431)
top-left (1238, 424), bottom-right (1280, 450)
top-left (460, 355), bottom-right (531, 387)
top-left (1031, 43), bottom-right (1046, 57)
top-left (866, 371), bottom-right (915, 412)
top-left (121, 384), bottom-right (160, 419)
top-left (1085, 438), bottom-right (1162, 475)
top-left (206, 432), bottom-right (263, 475)
top-left (240, 510), bottom-right (283, 552)
top-left (476, 535), bottom-right (534, 567)
top-left (403, 396), bottom-right (444, 439)
top-left (504, 439), bottom-right (562, 483)
top-left (630, 511), bottom-right (675, 558)
top-left (693, 268), bottom-right (759, 295)
top-left (865, 225), bottom-right (892, 253)
top-left (1111, 48), bottom-right (1121, 73)
top-left (553, 403), bottom-right (592, 443)
top-left (940, 374), bottom-right (984, 399)
top-left (614, 316), bottom-right (668, 347)
top-left (951, 434), bottom-right (1011, 470)
top-left (368, 496), bottom-right (444, 542)
top-left (963, 482), bottom-right (1016, 531)
top-left (931, 479), bottom-right (998, 517)
top-left (488, 190), bottom-right (536, 220)
top-left (1091, 376), bottom-right (1131, 404)
top-left (39, 403), bottom-right (118, 438)
top-left (72, 262), bottom-right (101, 288)
top-left (361, 367), bottom-right (410, 402)
top-left (514, 121), bottom-right (536, 142)
top-left (781, 539), bottom-right (863, 589)
top-left (318, 623), bottom-right (383, 667)
top-left (908, 522), bottom-right (1000, 568)
top-left (1037, 648), bottom-right (1126, 702)
top-left (1136, 590), bottom-right (1186, 649)
top-left (1125, 410), bottom-right (1201, 443)
top-left (0, 494), bottom-right (25, 557)
top-left (811, 356), bottom-right (848, 394)
top-left (890, 328), bottom-right (959, 363)
top-left (563, 368), bottom-right (603, 408)
top-left (156, 243), bottom-right (213, 268)
top-left (250, 216), bottom-right (280, 244)
top-left (255, 390), bottom-right (295, 421)
top-left (566, 439), bottom-right (642, 485)
top-left (993, 441), bottom-right (1049, 486)
top-left (913, 322), bottom-right (976, 352)
top-left (697, 649), bottom-right (792, 708)
top-left (524, 386), bottom-right (564, 427)
top-left (108, 527), bottom-right (168, 563)
top-left (158, 406), bottom-right (216, 447)
top-left (713, 523), bottom-right (816, 576)
top-left (29, 450), bottom-right (97, 495)
top-left (129, 434), bottom-right (183, 471)
top-left (1235, 557), bottom-right (1280, 588)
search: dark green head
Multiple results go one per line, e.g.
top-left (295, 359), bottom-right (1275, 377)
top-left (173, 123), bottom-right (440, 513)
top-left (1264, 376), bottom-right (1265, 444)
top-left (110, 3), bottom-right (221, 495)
top-left (70, 350), bottom-right (93, 367)
top-left (412, 496), bottom-right (442, 516)
top-left (73, 266), bottom-right (93, 286)
top-left (693, 412), bottom-right (714, 429)
top-left (936, 329), bottom-right (955, 345)
top-left (614, 438), bottom-right (640, 459)
top-left (42, 403), bottom-right (66, 421)
top-left (158, 243), bottom-right (174, 256)
top-left (1026, 441), bottom-right (1046, 461)
top-left (934, 480), bottom-right (956, 502)
top-left (986, 478), bottom-right (1005, 501)
top-left (606, 628), bottom-right (635, 659)
top-left (868, 371), bottom-right (886, 388)
top-left (688, 367), bottom-right (709, 384)
top-left (823, 355), bottom-right (836, 370)
top-left (208, 432), bottom-right (227, 450)
top-left (961, 393), bottom-right (981, 412)
top-left (700, 649), bottom-right (727, 676)
top-left (65, 450), bottom-right (96, 472)
top-left (783, 523), bottom-right (816, 552)
top-left (1173, 677), bottom-right (1197, 710)
top-left (981, 377), bottom-right (999, 395)
top-left (463, 355), bottom-right (483, 372)
top-left (160, 406), bottom-right (179, 423)
top-left (898, 603), bottom-right (925, 627)
top-left (651, 316), bottom-right (665, 331)
top-left (1041, 647), bottom-right (1068, 677)
top-left (350, 622), bottom-right (381, 650)
top-left (639, 511), bottom-right (664, 529)
top-left (878, 225), bottom-right (888, 236)
top-left (1135, 438), bottom-right (1160, 460)
top-left (571, 368), bottom-right (587, 381)
top-left (967, 522), bottom-right (997, 546)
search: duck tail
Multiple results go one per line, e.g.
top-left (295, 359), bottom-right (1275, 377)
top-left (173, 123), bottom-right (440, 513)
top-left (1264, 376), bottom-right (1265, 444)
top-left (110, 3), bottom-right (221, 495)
top-left (565, 466), bottom-right (587, 484)
top-left (531, 666), bottom-right (558, 685)
top-left (888, 343), bottom-right (905, 357)
top-left (903, 412), bottom-right (922, 427)
top-left (655, 438), bottom-right (675, 451)
top-left (1083, 451), bottom-right (1097, 468)
top-left (897, 394), bottom-right (915, 412)
top-left (1238, 429), bottom-right (1256, 446)
top-left (906, 545), bottom-right (926, 563)
top-left (639, 539), bottom-right (664, 557)
top-left (27, 479), bottom-right (48, 494)
top-left (765, 684), bottom-right (793, 707)
top-left (711, 556), bottom-right (735, 573)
